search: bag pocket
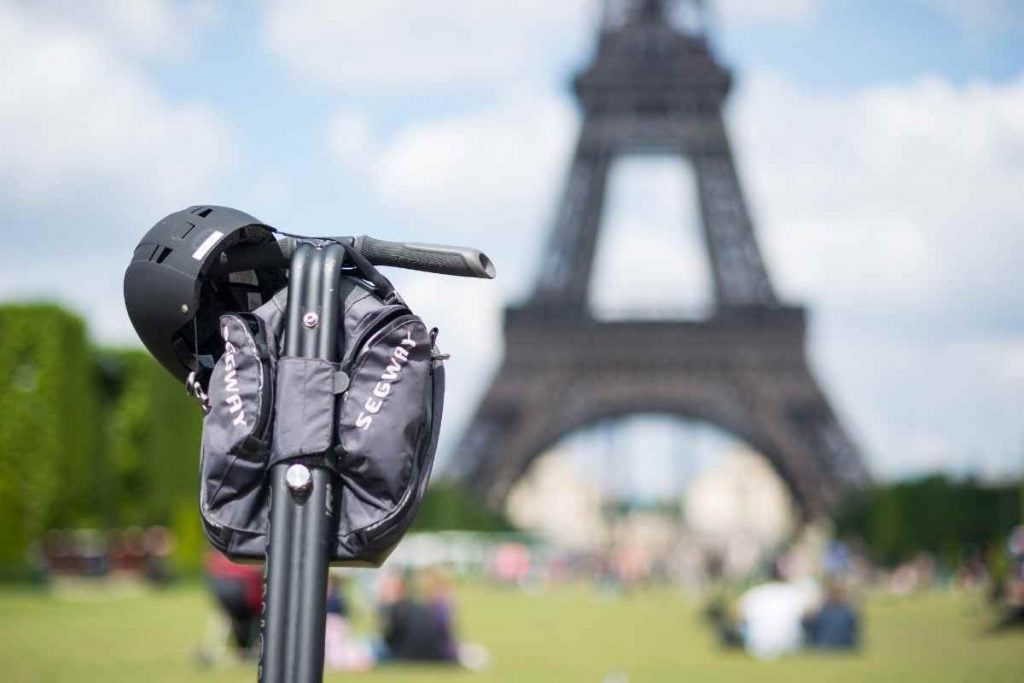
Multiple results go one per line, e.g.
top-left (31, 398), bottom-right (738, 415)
top-left (199, 313), bottom-right (275, 558)
top-left (269, 357), bottom-right (338, 466)
top-left (339, 357), bottom-right (445, 566)
top-left (334, 315), bottom-right (436, 559)
top-left (202, 313), bottom-right (275, 457)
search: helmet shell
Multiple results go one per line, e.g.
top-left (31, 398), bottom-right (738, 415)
top-left (124, 205), bottom-right (285, 385)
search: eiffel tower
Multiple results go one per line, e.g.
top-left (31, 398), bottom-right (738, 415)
top-left (448, 0), bottom-right (869, 517)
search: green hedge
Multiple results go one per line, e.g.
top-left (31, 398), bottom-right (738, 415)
top-left (0, 304), bottom-right (100, 567)
top-left (0, 304), bottom-right (206, 572)
top-left (99, 349), bottom-right (204, 568)
top-left (835, 474), bottom-right (1021, 567)
top-left (411, 481), bottom-right (515, 532)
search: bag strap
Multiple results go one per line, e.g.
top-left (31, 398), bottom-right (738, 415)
top-left (266, 227), bottom-right (398, 302)
top-left (338, 241), bottom-right (397, 301)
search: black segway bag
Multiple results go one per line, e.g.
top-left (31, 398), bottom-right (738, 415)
top-left (198, 266), bottom-right (444, 567)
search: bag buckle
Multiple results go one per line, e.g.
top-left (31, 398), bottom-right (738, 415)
top-left (186, 371), bottom-right (211, 414)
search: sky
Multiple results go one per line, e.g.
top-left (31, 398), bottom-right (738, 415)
top-left (1, 0), bottom-right (1023, 495)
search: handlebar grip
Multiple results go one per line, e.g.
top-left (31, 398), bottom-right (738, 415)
top-left (355, 236), bottom-right (496, 279)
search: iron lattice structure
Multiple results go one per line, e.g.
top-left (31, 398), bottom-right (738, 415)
top-left (449, 0), bottom-right (869, 517)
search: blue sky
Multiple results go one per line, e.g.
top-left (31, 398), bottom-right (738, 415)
top-left (1, 0), bottom-right (1023, 497)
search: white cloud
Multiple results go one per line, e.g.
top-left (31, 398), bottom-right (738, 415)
top-left (0, 2), bottom-right (235, 210)
top-left (371, 94), bottom-right (573, 228)
top-left (730, 70), bottom-right (1024, 477)
top-left (325, 92), bottom-right (576, 299)
top-left (917, 0), bottom-right (1024, 32)
top-left (732, 71), bottom-right (1024, 336)
top-left (264, 0), bottom-right (824, 92)
top-left (19, 0), bottom-right (222, 60)
top-left (716, 0), bottom-right (820, 25)
top-left (327, 109), bottom-right (374, 166)
top-left (264, 0), bottom-right (592, 90)
top-left (0, 1), bottom-right (236, 342)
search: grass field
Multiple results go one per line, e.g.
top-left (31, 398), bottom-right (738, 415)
top-left (0, 581), bottom-right (1021, 682)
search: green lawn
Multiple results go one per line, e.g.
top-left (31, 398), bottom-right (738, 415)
top-left (0, 581), bottom-right (1021, 682)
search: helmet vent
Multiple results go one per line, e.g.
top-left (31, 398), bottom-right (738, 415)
top-left (192, 207), bottom-right (213, 218)
top-left (180, 222), bottom-right (196, 239)
top-left (154, 247), bottom-right (173, 264)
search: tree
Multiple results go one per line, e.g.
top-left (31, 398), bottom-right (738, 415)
top-left (0, 304), bottom-right (100, 569)
top-left (100, 349), bottom-right (204, 567)
top-left (411, 481), bottom-right (514, 532)
top-left (835, 474), bottom-right (1021, 567)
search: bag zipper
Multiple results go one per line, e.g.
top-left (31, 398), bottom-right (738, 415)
top-left (340, 307), bottom-right (412, 372)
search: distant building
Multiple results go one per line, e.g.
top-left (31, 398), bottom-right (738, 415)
top-left (506, 451), bottom-right (607, 552)
top-left (506, 446), bottom-right (799, 584)
top-left (683, 448), bottom-right (797, 577)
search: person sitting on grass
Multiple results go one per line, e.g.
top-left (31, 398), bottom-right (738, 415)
top-left (803, 580), bottom-right (860, 650)
top-left (198, 550), bottom-right (263, 664)
top-left (372, 566), bottom-right (489, 669)
top-left (324, 572), bottom-right (374, 671)
top-left (374, 568), bottom-right (455, 663)
top-left (737, 560), bottom-right (819, 659)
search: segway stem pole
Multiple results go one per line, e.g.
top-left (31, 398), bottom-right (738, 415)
top-left (260, 242), bottom-right (344, 683)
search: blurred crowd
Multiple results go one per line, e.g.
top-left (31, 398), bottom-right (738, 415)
top-left (38, 526), bottom-right (175, 585)
top-left (703, 556), bottom-right (859, 659)
top-left (40, 521), bottom-right (1024, 667)
top-left (198, 553), bottom-right (488, 672)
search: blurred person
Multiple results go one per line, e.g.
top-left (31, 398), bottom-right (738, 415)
top-left (614, 545), bottom-right (650, 589)
top-left (44, 529), bottom-right (74, 576)
top-left (372, 565), bottom-right (460, 667)
top-left (888, 552), bottom-right (938, 596)
top-left (703, 593), bottom-right (744, 649)
top-left (490, 542), bottom-right (531, 586)
top-left (422, 566), bottom-right (490, 669)
top-left (823, 540), bottom-right (851, 577)
top-left (202, 550), bottom-right (262, 660)
top-left (77, 528), bottom-right (109, 577)
top-left (324, 572), bottom-right (374, 671)
top-left (992, 525), bottom-right (1024, 631)
top-left (737, 561), bottom-right (818, 659)
top-left (110, 527), bottom-right (145, 576)
top-left (422, 566), bottom-right (458, 661)
top-left (803, 580), bottom-right (860, 650)
top-left (142, 526), bottom-right (175, 585)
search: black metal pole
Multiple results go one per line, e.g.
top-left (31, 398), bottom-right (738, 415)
top-left (260, 242), bottom-right (342, 683)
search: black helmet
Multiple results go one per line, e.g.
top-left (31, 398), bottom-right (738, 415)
top-left (124, 205), bottom-right (287, 387)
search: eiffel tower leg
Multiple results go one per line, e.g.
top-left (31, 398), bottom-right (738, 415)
top-left (693, 146), bottom-right (777, 307)
top-left (770, 376), bottom-right (871, 497)
top-left (532, 132), bottom-right (613, 312)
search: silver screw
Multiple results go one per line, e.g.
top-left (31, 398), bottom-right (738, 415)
top-left (180, 304), bottom-right (189, 315)
top-left (286, 464), bottom-right (312, 494)
top-left (302, 311), bottom-right (319, 328)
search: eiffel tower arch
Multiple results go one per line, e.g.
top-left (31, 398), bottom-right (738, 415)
top-left (448, 0), bottom-right (869, 518)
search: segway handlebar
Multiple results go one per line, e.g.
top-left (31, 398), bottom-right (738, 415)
top-left (212, 236), bottom-right (495, 279)
top-left (354, 236), bottom-right (495, 279)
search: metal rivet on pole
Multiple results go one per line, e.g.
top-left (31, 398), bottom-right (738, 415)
top-left (302, 311), bottom-right (319, 328)
top-left (285, 464), bottom-right (312, 494)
